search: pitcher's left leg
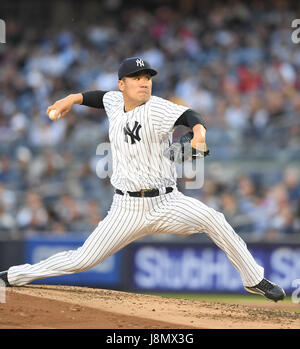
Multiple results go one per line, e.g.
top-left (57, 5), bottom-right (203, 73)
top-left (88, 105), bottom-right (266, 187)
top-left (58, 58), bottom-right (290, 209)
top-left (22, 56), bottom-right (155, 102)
top-left (158, 191), bottom-right (285, 300)
top-left (158, 191), bottom-right (263, 286)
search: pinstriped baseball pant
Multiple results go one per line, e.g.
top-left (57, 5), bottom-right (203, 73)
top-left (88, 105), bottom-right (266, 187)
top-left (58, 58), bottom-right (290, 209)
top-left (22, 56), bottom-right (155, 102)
top-left (8, 188), bottom-right (264, 287)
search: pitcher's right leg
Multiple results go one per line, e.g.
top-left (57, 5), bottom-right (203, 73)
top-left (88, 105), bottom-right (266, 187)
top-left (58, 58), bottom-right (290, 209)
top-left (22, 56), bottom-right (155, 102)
top-left (7, 196), bottom-right (146, 286)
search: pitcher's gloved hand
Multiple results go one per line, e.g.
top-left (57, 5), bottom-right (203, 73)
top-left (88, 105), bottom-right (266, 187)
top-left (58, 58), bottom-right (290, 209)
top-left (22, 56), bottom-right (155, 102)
top-left (164, 132), bottom-right (210, 163)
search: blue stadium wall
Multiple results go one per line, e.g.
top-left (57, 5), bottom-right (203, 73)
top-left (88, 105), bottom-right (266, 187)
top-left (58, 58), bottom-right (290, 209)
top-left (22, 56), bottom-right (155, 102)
top-left (1, 235), bottom-right (299, 295)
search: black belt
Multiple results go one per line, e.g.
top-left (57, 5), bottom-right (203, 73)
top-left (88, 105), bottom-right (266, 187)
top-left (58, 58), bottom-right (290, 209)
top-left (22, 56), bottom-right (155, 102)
top-left (115, 187), bottom-right (173, 198)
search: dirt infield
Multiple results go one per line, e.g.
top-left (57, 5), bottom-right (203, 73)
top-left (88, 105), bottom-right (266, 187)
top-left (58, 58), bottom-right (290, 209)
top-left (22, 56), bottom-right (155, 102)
top-left (0, 285), bottom-right (299, 329)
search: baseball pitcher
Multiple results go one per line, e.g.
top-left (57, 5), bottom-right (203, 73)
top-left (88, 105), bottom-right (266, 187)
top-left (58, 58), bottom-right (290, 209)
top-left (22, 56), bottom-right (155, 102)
top-left (0, 58), bottom-right (285, 302)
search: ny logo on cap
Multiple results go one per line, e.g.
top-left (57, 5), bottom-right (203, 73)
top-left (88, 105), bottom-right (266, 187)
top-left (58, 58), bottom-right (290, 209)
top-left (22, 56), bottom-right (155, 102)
top-left (136, 58), bottom-right (144, 67)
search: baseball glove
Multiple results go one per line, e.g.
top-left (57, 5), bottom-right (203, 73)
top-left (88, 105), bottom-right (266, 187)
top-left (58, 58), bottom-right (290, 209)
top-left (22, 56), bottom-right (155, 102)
top-left (164, 131), bottom-right (210, 163)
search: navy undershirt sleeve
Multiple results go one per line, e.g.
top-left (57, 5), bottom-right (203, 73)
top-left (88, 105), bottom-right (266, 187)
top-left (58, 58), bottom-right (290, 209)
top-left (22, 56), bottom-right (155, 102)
top-left (81, 90), bottom-right (108, 109)
top-left (175, 109), bottom-right (206, 129)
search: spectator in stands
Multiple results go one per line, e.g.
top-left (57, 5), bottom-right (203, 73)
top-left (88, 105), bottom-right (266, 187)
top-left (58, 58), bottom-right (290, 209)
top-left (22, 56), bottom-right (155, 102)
top-left (16, 191), bottom-right (49, 234)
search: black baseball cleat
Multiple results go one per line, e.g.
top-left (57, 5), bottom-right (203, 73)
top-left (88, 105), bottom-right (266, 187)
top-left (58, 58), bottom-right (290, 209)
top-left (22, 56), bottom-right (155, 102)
top-left (245, 278), bottom-right (285, 302)
top-left (0, 271), bottom-right (11, 287)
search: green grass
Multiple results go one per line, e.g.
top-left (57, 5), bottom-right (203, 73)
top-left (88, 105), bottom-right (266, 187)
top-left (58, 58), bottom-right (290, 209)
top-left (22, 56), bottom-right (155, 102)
top-left (143, 292), bottom-right (300, 313)
top-left (145, 291), bottom-right (278, 301)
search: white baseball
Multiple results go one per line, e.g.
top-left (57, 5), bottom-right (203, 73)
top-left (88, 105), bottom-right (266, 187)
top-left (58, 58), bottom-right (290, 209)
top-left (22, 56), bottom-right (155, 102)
top-left (49, 110), bottom-right (61, 120)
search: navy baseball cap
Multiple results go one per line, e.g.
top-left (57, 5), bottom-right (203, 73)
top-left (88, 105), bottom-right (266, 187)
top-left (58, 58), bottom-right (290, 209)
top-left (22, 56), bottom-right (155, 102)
top-left (118, 57), bottom-right (157, 80)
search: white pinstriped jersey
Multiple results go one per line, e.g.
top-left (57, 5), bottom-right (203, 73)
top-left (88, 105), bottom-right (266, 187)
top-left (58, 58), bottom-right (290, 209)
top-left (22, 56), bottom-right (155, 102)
top-left (103, 91), bottom-right (189, 191)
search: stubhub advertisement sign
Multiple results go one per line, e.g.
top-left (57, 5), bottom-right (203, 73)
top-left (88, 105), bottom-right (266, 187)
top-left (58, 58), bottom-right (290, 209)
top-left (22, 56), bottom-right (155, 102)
top-left (24, 234), bottom-right (122, 287)
top-left (131, 243), bottom-right (300, 293)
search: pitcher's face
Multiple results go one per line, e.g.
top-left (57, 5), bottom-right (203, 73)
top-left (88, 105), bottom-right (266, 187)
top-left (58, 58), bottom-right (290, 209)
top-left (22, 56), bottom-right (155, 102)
top-left (118, 72), bottom-right (152, 108)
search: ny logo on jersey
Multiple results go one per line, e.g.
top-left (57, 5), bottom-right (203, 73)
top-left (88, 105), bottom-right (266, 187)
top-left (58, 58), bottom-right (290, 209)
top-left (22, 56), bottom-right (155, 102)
top-left (123, 121), bottom-right (142, 144)
top-left (136, 58), bottom-right (144, 67)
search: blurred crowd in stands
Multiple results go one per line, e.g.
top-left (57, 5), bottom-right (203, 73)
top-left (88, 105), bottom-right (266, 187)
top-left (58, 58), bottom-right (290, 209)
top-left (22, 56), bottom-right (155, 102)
top-left (0, 0), bottom-right (300, 240)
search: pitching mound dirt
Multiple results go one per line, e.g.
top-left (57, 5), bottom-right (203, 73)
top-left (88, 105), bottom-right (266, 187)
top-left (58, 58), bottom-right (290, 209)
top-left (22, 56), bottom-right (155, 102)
top-left (0, 285), bottom-right (299, 329)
